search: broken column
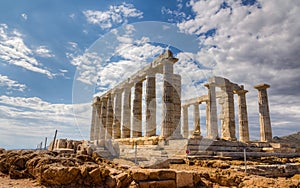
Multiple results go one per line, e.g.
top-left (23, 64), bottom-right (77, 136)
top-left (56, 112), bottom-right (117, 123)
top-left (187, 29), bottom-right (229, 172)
top-left (205, 83), bottom-right (218, 139)
top-left (182, 105), bottom-right (189, 138)
top-left (254, 83), bottom-right (272, 142)
top-left (100, 97), bottom-right (108, 140)
top-left (234, 87), bottom-right (249, 142)
top-left (132, 81), bottom-right (143, 138)
top-left (106, 94), bottom-right (114, 139)
top-left (122, 86), bottom-right (131, 138)
top-left (145, 74), bottom-right (156, 137)
top-left (112, 90), bottom-right (122, 139)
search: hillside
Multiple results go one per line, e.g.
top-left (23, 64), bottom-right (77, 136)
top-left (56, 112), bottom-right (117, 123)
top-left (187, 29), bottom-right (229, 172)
top-left (273, 132), bottom-right (300, 148)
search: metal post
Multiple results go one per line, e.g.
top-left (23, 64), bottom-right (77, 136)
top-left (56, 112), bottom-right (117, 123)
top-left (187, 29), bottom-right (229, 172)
top-left (244, 148), bottom-right (247, 173)
top-left (44, 137), bottom-right (47, 150)
top-left (134, 141), bottom-right (137, 165)
top-left (51, 130), bottom-right (58, 151)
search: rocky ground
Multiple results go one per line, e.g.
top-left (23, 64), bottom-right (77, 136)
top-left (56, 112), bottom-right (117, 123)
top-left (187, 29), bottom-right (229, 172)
top-left (0, 148), bottom-right (299, 187)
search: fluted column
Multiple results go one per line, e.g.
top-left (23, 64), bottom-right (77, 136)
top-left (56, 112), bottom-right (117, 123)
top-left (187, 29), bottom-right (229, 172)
top-left (172, 74), bottom-right (182, 138)
top-left (205, 83), bottom-right (218, 139)
top-left (220, 83), bottom-right (236, 141)
top-left (162, 60), bottom-right (175, 138)
top-left (106, 94), bottom-right (114, 139)
top-left (122, 86), bottom-right (131, 138)
top-left (205, 101), bottom-right (210, 138)
top-left (193, 103), bottom-right (201, 136)
top-left (145, 74), bottom-right (156, 137)
top-left (113, 91), bottom-right (122, 139)
top-left (132, 81), bottom-right (143, 138)
top-left (235, 88), bottom-right (249, 142)
top-left (90, 98), bottom-right (97, 141)
top-left (100, 97), bottom-right (108, 140)
top-left (182, 105), bottom-right (189, 138)
top-left (94, 97), bottom-right (102, 140)
top-left (254, 83), bottom-right (272, 142)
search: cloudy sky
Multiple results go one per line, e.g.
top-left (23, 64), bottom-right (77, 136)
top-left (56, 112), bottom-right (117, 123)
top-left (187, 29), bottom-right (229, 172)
top-left (0, 0), bottom-right (299, 149)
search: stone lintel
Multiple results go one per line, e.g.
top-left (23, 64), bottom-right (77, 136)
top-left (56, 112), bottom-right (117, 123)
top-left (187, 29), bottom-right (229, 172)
top-left (182, 95), bottom-right (208, 107)
top-left (98, 50), bottom-right (178, 99)
top-left (254, 83), bottom-right (270, 90)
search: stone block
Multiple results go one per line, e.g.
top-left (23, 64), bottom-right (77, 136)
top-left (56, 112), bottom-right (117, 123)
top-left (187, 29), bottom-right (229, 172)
top-left (176, 171), bottom-right (194, 188)
top-left (139, 180), bottom-right (176, 188)
top-left (148, 169), bottom-right (176, 180)
top-left (132, 169), bottom-right (149, 181)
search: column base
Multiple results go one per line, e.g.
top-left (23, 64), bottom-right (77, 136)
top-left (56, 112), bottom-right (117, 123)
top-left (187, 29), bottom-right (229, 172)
top-left (191, 131), bottom-right (203, 139)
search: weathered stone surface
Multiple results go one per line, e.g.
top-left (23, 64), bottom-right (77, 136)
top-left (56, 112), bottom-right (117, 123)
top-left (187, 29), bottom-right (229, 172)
top-left (254, 83), bottom-right (272, 142)
top-left (176, 171), bottom-right (193, 188)
top-left (132, 81), bottom-right (143, 138)
top-left (139, 180), bottom-right (176, 188)
top-left (132, 169), bottom-right (149, 181)
top-left (145, 75), bottom-right (156, 137)
top-left (148, 169), bottom-right (176, 180)
top-left (42, 166), bottom-right (80, 185)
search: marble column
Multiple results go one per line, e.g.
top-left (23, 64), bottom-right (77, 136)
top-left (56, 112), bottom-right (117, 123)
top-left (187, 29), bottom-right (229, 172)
top-left (205, 83), bottom-right (218, 139)
top-left (106, 94), bottom-right (114, 139)
top-left (254, 83), bottom-right (272, 142)
top-left (90, 98), bottom-right (97, 141)
top-left (162, 60), bottom-right (174, 138)
top-left (205, 101), bottom-right (210, 138)
top-left (193, 103), bottom-right (201, 136)
top-left (235, 88), bottom-right (249, 142)
top-left (220, 83), bottom-right (237, 141)
top-left (94, 97), bottom-right (102, 141)
top-left (113, 91), bottom-right (122, 139)
top-left (145, 74), bottom-right (156, 137)
top-left (172, 74), bottom-right (182, 138)
top-left (132, 81), bottom-right (143, 138)
top-left (182, 105), bottom-right (189, 138)
top-left (100, 97), bottom-right (108, 140)
top-left (122, 86), bottom-right (131, 138)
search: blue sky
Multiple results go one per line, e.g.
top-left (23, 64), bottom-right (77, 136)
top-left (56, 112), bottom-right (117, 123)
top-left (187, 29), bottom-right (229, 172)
top-left (0, 0), bottom-right (299, 149)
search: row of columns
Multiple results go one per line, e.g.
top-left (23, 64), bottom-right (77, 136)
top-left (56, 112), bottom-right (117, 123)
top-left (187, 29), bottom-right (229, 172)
top-left (90, 61), bottom-right (182, 141)
top-left (181, 82), bottom-right (272, 142)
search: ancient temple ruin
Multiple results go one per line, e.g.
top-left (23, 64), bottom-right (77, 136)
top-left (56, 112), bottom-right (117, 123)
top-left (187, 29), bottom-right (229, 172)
top-left (90, 50), bottom-right (273, 144)
top-left (90, 50), bottom-right (182, 142)
top-left (88, 50), bottom-right (292, 161)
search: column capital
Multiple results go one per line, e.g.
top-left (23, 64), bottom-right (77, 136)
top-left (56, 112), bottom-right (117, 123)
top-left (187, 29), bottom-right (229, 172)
top-left (234, 89), bottom-right (248, 95)
top-left (92, 96), bottom-right (101, 106)
top-left (254, 83), bottom-right (270, 90)
top-left (204, 82), bottom-right (216, 89)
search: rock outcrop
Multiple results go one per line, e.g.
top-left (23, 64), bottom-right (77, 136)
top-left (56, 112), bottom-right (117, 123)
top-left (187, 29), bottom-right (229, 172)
top-left (0, 148), bottom-right (299, 187)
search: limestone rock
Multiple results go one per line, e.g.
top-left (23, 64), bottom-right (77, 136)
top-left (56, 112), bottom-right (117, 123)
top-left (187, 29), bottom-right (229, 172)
top-left (42, 166), bottom-right (80, 185)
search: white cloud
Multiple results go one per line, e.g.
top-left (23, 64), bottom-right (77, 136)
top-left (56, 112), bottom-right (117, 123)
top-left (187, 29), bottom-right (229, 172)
top-left (0, 24), bottom-right (54, 78)
top-left (21, 13), bottom-right (28, 21)
top-left (68, 51), bottom-right (103, 85)
top-left (34, 45), bottom-right (54, 58)
top-left (0, 74), bottom-right (26, 92)
top-left (83, 3), bottom-right (143, 29)
top-left (174, 0), bottom-right (300, 137)
top-left (0, 95), bottom-right (91, 149)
